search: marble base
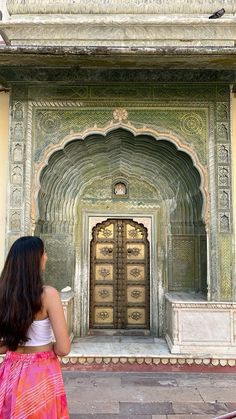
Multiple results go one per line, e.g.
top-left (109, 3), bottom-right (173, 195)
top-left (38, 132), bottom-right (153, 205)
top-left (165, 293), bottom-right (236, 356)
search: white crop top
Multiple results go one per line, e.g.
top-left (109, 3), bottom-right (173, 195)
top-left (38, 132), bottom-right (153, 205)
top-left (25, 318), bottom-right (53, 346)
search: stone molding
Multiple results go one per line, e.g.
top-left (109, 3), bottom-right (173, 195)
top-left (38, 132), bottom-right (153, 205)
top-left (60, 356), bottom-right (236, 367)
top-left (2, 354), bottom-right (236, 368)
top-left (2, 18), bottom-right (236, 47)
top-left (2, 4), bottom-right (236, 47)
top-left (6, 0), bottom-right (236, 15)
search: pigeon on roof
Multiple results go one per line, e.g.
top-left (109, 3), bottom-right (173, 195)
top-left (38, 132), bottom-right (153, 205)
top-left (209, 8), bottom-right (225, 19)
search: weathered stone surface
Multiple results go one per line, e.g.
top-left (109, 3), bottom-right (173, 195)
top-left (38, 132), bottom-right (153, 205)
top-left (1, 48), bottom-right (236, 71)
top-left (2, 18), bottom-right (236, 47)
top-left (2, 1), bottom-right (236, 47)
top-left (6, 0), bottom-right (236, 15)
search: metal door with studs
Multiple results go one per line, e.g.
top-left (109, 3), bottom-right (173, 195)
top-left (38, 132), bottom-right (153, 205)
top-left (89, 219), bottom-right (150, 329)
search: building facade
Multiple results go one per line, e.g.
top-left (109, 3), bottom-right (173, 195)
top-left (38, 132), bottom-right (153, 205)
top-left (0, 0), bottom-right (236, 359)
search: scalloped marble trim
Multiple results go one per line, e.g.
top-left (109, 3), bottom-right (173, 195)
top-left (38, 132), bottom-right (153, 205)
top-left (59, 356), bottom-right (236, 367)
top-left (1, 354), bottom-right (236, 368)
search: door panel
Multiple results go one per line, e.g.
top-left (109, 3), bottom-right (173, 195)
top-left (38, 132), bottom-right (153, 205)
top-left (95, 265), bottom-right (113, 281)
top-left (90, 219), bottom-right (150, 329)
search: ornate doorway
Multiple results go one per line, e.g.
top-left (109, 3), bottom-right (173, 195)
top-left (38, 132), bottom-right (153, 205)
top-left (89, 219), bottom-right (150, 330)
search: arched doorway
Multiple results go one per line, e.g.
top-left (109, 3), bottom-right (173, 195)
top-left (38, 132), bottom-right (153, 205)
top-left (35, 127), bottom-right (207, 336)
top-left (89, 219), bottom-right (150, 330)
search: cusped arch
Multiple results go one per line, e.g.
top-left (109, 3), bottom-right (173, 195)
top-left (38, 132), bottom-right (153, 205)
top-left (32, 123), bottom-right (209, 226)
top-left (35, 125), bottom-right (208, 296)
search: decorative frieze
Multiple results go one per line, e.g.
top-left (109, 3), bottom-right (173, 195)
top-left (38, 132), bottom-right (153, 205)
top-left (219, 190), bottom-right (230, 210)
top-left (11, 187), bottom-right (21, 207)
top-left (218, 166), bottom-right (230, 187)
top-left (218, 144), bottom-right (230, 163)
top-left (216, 102), bottom-right (229, 121)
top-left (215, 98), bottom-right (232, 235)
top-left (57, 356), bottom-right (236, 368)
top-left (217, 123), bottom-right (229, 142)
top-left (13, 122), bottom-right (24, 141)
top-left (219, 213), bottom-right (231, 233)
top-left (13, 102), bottom-right (24, 121)
top-left (7, 100), bottom-right (27, 241)
top-left (12, 143), bottom-right (23, 162)
top-left (11, 165), bottom-right (23, 185)
top-left (0, 352), bottom-right (216, 368)
top-left (10, 210), bottom-right (21, 231)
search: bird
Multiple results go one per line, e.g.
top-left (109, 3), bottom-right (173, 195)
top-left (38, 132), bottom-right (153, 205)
top-left (209, 8), bottom-right (225, 19)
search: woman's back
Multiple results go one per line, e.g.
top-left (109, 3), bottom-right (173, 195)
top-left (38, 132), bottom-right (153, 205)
top-left (0, 236), bottom-right (70, 418)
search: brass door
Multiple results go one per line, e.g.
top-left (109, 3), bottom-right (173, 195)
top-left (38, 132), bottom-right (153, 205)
top-left (90, 219), bottom-right (150, 329)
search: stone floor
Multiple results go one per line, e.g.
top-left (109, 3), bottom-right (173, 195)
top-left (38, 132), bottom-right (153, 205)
top-left (60, 336), bottom-right (236, 372)
top-left (63, 371), bottom-right (236, 419)
top-left (70, 336), bottom-right (169, 357)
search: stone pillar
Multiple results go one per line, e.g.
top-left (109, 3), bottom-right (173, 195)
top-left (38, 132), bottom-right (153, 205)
top-left (0, 91), bottom-right (9, 270)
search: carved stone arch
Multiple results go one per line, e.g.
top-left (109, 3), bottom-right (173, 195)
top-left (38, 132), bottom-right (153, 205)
top-left (32, 123), bottom-right (209, 227)
top-left (33, 125), bottom-right (209, 334)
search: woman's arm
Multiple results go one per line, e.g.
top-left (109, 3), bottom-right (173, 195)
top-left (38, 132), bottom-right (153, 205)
top-left (44, 286), bottom-right (71, 357)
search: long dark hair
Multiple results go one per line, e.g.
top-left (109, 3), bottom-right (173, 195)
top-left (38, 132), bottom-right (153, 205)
top-left (0, 236), bottom-right (44, 350)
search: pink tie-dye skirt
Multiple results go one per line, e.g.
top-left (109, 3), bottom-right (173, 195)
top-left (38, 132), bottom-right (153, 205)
top-left (0, 350), bottom-right (69, 418)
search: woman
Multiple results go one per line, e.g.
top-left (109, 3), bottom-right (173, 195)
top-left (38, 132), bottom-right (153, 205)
top-left (0, 236), bottom-right (70, 418)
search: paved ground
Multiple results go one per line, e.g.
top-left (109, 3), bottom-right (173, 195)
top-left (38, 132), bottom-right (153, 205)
top-left (63, 371), bottom-right (236, 419)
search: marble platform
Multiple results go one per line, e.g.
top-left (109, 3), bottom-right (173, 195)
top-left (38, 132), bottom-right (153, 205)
top-left (58, 335), bottom-right (236, 370)
top-left (70, 336), bottom-right (169, 358)
top-left (1, 335), bottom-right (236, 370)
top-left (165, 293), bottom-right (236, 357)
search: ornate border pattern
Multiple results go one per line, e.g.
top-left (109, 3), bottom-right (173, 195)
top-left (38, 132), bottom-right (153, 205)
top-left (7, 101), bottom-right (27, 244)
top-left (1, 354), bottom-right (236, 368)
top-left (216, 101), bottom-right (232, 233)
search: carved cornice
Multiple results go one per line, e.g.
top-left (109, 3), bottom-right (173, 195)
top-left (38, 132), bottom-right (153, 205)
top-left (2, 3), bottom-right (236, 48)
top-left (6, 0), bottom-right (236, 15)
top-left (171, 303), bottom-right (236, 309)
top-left (165, 294), bottom-right (236, 309)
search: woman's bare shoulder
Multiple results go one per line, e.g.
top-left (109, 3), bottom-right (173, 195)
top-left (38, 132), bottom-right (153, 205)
top-left (42, 286), bottom-right (60, 306)
top-left (43, 285), bottom-right (59, 296)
